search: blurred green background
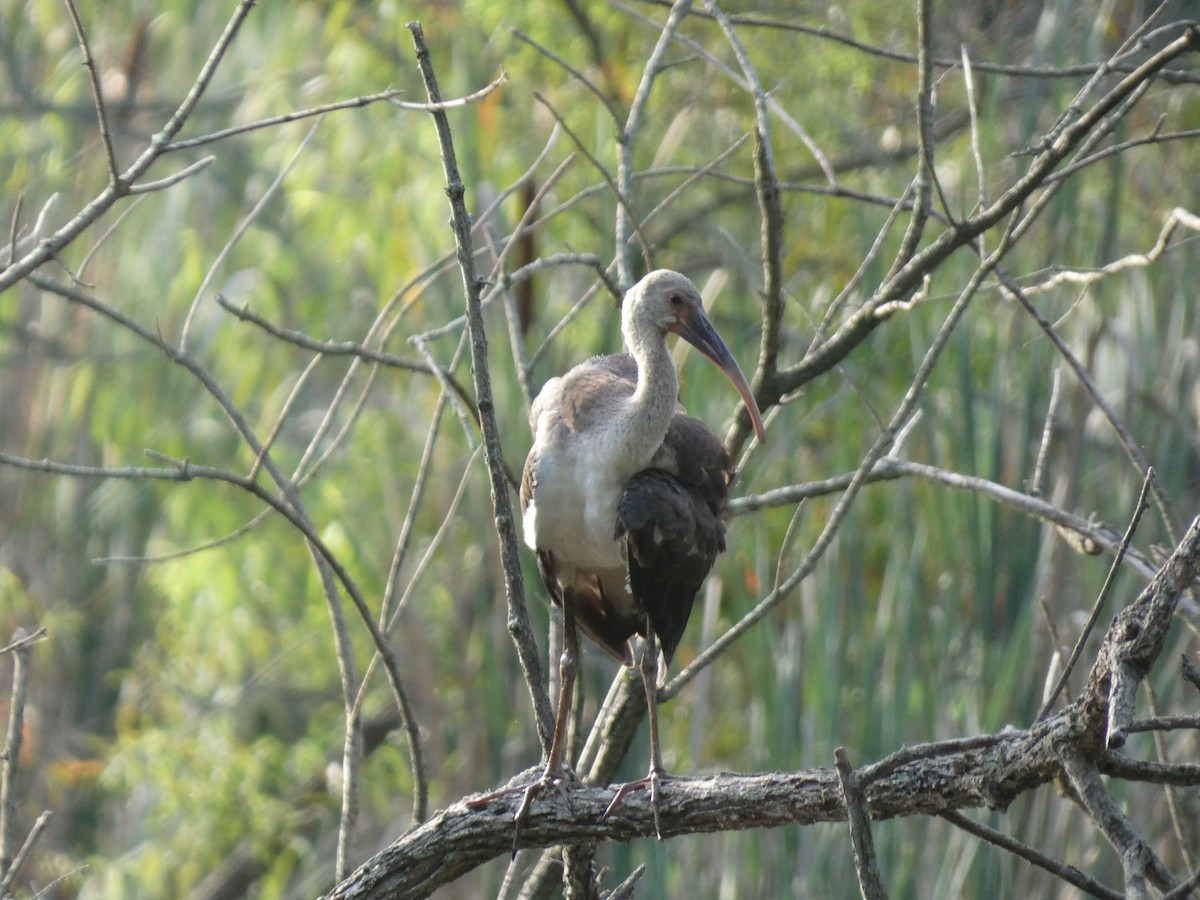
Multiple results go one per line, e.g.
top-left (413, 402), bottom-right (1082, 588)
top-left (2, 0), bottom-right (1199, 896)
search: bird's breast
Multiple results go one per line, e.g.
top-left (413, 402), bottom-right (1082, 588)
top-left (523, 423), bottom-right (633, 573)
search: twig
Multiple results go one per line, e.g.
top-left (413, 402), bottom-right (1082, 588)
top-left (938, 810), bottom-right (1122, 900)
top-left (407, 20), bottom-right (554, 749)
top-left (729, 456), bottom-right (1156, 576)
top-left (1127, 715), bottom-right (1200, 733)
top-left (162, 83), bottom-right (372, 143)
top-left (511, 29), bottom-right (621, 127)
top-left (248, 353), bottom-right (324, 482)
top-left (63, 0), bottom-right (119, 181)
top-left (127, 155), bottom-right (215, 194)
top-left (1060, 750), bottom-right (1180, 895)
top-left (1047, 127), bottom-right (1200, 184)
top-left (0, 810), bottom-right (52, 897)
top-left (961, 45), bottom-right (987, 218)
top-left (181, 123), bottom-right (319, 351)
top-left (807, 181), bottom-right (915, 353)
top-left (0, 629), bottom-right (47, 656)
top-left (411, 337), bottom-right (481, 449)
top-left (379, 394), bottom-right (450, 629)
top-left (632, 0), bottom-right (1200, 84)
top-left (886, 0), bottom-right (935, 279)
top-left (532, 91), bottom-right (654, 270)
top-left (1028, 367), bottom-right (1063, 497)
top-left (75, 194), bottom-right (147, 277)
top-left (0, 0), bottom-right (259, 293)
top-left (1000, 272), bottom-right (1180, 543)
top-left (700, 0), bottom-right (784, 394)
top-left (605, 864), bottom-right (646, 900)
top-left (215, 293), bottom-right (458, 375)
top-left (615, 0), bottom-right (693, 284)
top-left (1097, 752), bottom-right (1200, 786)
top-left (4, 194), bottom-right (23, 272)
top-left (1008, 207), bottom-right (1200, 298)
top-left (527, 281), bottom-right (604, 372)
top-left (414, 252), bottom-right (616, 346)
top-left (834, 748), bottom-right (889, 900)
top-left (0, 628), bottom-right (33, 876)
top-left (351, 448), bottom-right (484, 808)
top-left (163, 77), bottom-right (506, 152)
top-left (636, 132), bottom-right (751, 234)
top-left (1035, 468), bottom-right (1154, 721)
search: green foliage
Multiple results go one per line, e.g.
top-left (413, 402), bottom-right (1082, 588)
top-left (2, 0), bottom-right (1200, 897)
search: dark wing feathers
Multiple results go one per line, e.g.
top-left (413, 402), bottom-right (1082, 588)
top-left (615, 415), bottom-right (733, 664)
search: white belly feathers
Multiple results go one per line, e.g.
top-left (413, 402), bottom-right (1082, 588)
top-left (524, 411), bottom-right (629, 572)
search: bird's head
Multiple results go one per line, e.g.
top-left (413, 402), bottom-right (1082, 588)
top-left (623, 270), bottom-right (767, 443)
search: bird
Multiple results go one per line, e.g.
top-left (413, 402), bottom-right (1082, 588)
top-left (517, 268), bottom-right (767, 839)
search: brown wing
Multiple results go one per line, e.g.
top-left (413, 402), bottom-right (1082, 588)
top-left (615, 415), bottom-right (732, 664)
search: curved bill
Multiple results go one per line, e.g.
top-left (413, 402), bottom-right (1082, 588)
top-left (669, 308), bottom-right (767, 443)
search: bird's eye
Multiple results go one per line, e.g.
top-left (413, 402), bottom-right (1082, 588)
top-left (668, 293), bottom-right (684, 307)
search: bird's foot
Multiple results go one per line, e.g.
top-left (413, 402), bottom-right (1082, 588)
top-left (469, 763), bottom-right (575, 855)
top-left (602, 766), bottom-right (678, 840)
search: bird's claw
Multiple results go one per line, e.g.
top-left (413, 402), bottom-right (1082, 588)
top-left (470, 765), bottom-right (575, 856)
top-left (602, 767), bottom-right (672, 840)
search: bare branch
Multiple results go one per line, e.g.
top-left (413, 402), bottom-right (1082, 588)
top-left (126, 155), bottom-right (215, 194)
top-left (700, 1), bottom-right (785, 395)
top-left (835, 748), bottom-right (889, 900)
top-left (181, 123), bottom-right (319, 351)
top-left (0, 629), bottom-right (34, 876)
top-left (511, 29), bottom-right (621, 127)
top-left (0, 811), bottom-right (52, 898)
top-left (939, 810), bottom-right (1122, 900)
top-left (63, 0), bottom-right (119, 181)
top-left (1036, 468), bottom-right (1154, 721)
top-left (0, 0), bottom-right (258, 293)
top-left (325, 516), bottom-right (1200, 897)
top-left (1000, 272), bottom-right (1181, 542)
top-left (407, 20), bottom-right (555, 750)
top-left (886, 0), bottom-right (935, 278)
top-left (732, 24), bottom-right (1200, 452)
top-left (615, 0), bottom-right (693, 284)
top-left (1061, 750), bottom-right (1180, 896)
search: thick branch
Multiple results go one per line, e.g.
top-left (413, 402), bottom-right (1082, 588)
top-left (329, 515), bottom-right (1200, 898)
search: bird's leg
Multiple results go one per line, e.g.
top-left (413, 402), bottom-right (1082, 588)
top-left (602, 625), bottom-right (672, 840)
top-left (512, 602), bottom-right (579, 822)
top-left (471, 602), bottom-right (579, 853)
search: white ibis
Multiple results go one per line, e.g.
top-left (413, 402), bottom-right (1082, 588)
top-left (517, 269), bottom-right (767, 839)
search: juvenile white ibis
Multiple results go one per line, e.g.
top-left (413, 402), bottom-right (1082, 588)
top-left (517, 269), bottom-right (767, 839)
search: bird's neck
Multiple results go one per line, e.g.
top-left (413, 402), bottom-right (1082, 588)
top-left (622, 333), bottom-right (678, 467)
